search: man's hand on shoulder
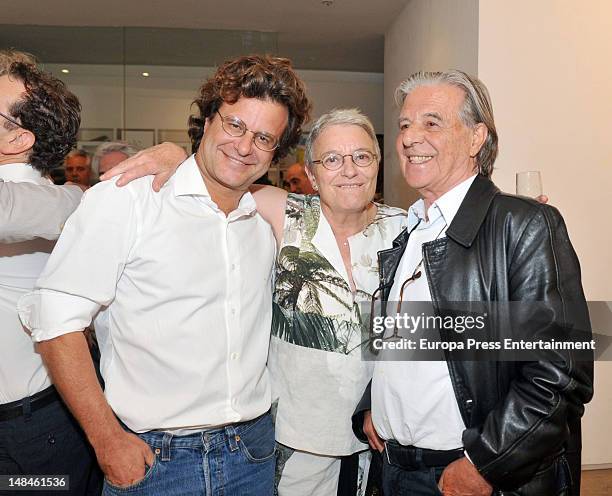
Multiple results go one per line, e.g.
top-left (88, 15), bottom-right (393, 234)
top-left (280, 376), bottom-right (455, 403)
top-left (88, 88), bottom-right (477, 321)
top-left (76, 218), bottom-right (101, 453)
top-left (100, 142), bottom-right (188, 192)
top-left (93, 428), bottom-right (155, 488)
top-left (438, 457), bottom-right (493, 496)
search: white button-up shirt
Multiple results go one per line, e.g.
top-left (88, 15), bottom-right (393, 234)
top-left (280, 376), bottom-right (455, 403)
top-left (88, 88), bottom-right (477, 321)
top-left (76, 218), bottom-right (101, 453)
top-left (0, 163), bottom-right (55, 404)
top-left (19, 155), bottom-right (276, 433)
top-left (372, 175), bottom-right (476, 450)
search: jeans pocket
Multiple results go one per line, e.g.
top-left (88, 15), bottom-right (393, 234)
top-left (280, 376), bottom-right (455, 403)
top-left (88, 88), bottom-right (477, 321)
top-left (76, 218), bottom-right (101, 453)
top-left (238, 414), bottom-right (276, 463)
top-left (104, 456), bottom-right (158, 493)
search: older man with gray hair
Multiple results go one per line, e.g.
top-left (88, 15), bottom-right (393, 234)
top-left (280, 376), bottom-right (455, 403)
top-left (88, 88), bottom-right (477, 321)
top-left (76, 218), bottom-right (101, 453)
top-left (92, 141), bottom-right (139, 179)
top-left (353, 70), bottom-right (593, 496)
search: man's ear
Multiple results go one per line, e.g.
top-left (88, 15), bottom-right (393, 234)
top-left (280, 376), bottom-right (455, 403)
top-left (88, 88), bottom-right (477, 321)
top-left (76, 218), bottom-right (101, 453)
top-left (2, 128), bottom-right (35, 156)
top-left (470, 123), bottom-right (488, 158)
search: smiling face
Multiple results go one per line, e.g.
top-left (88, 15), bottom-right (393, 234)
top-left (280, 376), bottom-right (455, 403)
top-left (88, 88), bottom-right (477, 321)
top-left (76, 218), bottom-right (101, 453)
top-left (396, 83), bottom-right (486, 207)
top-left (196, 97), bottom-right (288, 205)
top-left (307, 124), bottom-right (378, 216)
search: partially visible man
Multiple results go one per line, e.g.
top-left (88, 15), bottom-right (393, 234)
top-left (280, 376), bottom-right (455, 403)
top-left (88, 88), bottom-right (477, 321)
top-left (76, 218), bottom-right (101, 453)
top-left (92, 141), bottom-right (139, 180)
top-left (64, 148), bottom-right (92, 186)
top-left (0, 50), bottom-right (84, 244)
top-left (19, 55), bottom-right (310, 496)
top-left (284, 162), bottom-right (316, 194)
top-left (0, 61), bottom-right (101, 493)
top-left (353, 71), bottom-right (592, 495)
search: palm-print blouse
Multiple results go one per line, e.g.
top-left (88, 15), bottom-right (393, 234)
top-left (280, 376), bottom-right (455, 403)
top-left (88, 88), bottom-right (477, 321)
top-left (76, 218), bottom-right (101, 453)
top-left (269, 194), bottom-right (407, 456)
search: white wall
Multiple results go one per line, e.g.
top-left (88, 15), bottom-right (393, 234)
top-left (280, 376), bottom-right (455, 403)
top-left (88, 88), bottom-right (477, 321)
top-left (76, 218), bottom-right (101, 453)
top-left (478, 0), bottom-right (612, 467)
top-left (383, 0), bottom-right (479, 208)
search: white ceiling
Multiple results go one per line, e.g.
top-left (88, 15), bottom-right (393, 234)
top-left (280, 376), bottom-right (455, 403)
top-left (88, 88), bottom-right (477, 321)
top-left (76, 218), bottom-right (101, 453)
top-left (1, 0), bottom-right (409, 72)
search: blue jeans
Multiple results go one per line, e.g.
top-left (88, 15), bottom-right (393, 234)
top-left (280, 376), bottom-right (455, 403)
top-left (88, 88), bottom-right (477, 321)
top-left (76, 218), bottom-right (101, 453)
top-left (382, 449), bottom-right (444, 496)
top-left (103, 412), bottom-right (275, 496)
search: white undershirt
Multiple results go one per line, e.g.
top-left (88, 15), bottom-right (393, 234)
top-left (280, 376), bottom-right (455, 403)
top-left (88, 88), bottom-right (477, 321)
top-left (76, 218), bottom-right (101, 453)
top-left (371, 175), bottom-right (476, 449)
top-left (19, 155), bottom-right (276, 432)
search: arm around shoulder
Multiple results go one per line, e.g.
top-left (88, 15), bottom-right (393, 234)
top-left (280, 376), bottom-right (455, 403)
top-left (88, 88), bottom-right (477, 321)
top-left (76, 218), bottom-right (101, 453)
top-left (250, 184), bottom-right (288, 247)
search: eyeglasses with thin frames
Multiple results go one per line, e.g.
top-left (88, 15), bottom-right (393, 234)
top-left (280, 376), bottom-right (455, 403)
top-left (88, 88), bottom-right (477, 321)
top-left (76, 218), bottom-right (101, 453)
top-left (312, 150), bottom-right (376, 171)
top-left (0, 110), bottom-right (26, 131)
top-left (215, 110), bottom-right (279, 152)
top-left (366, 219), bottom-right (447, 348)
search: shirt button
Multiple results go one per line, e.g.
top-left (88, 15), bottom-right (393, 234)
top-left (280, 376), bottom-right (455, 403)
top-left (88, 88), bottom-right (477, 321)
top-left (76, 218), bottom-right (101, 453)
top-left (231, 308), bottom-right (236, 315)
top-left (231, 264), bottom-right (236, 271)
top-left (231, 352), bottom-right (239, 360)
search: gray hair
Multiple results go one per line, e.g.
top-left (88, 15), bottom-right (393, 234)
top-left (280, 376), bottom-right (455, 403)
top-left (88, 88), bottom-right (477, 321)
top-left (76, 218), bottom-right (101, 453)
top-left (305, 108), bottom-right (380, 169)
top-left (66, 148), bottom-right (91, 161)
top-left (395, 70), bottom-right (498, 177)
top-left (92, 141), bottom-right (139, 176)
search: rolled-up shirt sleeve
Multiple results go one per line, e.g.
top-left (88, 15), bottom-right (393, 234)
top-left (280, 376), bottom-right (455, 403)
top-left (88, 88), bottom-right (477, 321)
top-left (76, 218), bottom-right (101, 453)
top-left (0, 179), bottom-right (83, 242)
top-left (18, 179), bottom-right (139, 342)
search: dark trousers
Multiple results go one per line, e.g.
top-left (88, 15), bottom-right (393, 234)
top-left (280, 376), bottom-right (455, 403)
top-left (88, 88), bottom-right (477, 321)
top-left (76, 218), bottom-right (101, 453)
top-left (380, 442), bottom-right (466, 496)
top-left (0, 396), bottom-right (102, 495)
top-left (382, 454), bottom-right (444, 496)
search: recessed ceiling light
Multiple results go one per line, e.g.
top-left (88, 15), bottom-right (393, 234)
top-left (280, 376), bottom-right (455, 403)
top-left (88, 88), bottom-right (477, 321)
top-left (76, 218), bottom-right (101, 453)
top-left (61, 69), bottom-right (70, 74)
top-left (142, 72), bottom-right (150, 77)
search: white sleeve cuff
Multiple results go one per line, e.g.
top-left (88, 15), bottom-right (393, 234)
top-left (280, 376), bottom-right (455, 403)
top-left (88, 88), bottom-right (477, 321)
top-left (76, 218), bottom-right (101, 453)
top-left (18, 289), bottom-right (100, 342)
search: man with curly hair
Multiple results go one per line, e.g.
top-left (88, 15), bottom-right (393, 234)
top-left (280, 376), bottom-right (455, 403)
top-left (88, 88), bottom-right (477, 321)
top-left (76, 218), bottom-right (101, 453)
top-left (20, 54), bottom-right (311, 495)
top-left (0, 61), bottom-right (101, 493)
top-left (0, 50), bottom-right (84, 242)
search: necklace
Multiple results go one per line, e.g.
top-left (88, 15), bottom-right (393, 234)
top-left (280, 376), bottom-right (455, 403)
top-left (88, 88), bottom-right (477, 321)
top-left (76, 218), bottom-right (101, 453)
top-left (334, 203), bottom-right (377, 250)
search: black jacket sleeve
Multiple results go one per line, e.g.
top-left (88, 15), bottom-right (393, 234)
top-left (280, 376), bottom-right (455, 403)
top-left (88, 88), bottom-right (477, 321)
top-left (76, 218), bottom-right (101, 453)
top-left (462, 205), bottom-right (594, 491)
top-left (352, 380), bottom-right (372, 443)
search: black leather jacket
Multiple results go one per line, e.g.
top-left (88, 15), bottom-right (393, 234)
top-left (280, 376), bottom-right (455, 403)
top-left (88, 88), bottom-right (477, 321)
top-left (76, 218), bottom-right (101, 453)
top-left (352, 175), bottom-right (593, 495)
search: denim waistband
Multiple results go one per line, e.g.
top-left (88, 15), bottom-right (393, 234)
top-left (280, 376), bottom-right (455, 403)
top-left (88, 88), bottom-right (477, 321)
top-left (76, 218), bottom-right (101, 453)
top-left (136, 411), bottom-right (271, 459)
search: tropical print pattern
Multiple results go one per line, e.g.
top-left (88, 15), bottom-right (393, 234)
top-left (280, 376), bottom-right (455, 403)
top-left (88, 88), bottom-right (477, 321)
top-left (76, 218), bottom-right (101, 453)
top-left (272, 194), bottom-right (406, 355)
top-left (268, 193), bottom-right (407, 460)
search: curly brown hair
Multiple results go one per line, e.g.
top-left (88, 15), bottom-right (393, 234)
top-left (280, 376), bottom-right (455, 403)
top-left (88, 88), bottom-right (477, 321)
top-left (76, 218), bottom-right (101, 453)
top-left (0, 49), bottom-right (37, 72)
top-left (188, 55), bottom-right (311, 162)
top-left (3, 62), bottom-right (81, 174)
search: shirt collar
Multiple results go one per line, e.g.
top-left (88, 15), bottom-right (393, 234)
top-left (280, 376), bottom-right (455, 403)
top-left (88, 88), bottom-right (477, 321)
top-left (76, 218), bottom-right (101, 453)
top-left (0, 163), bottom-right (48, 184)
top-left (173, 155), bottom-right (209, 197)
top-left (408, 175), bottom-right (477, 229)
top-left (172, 154), bottom-right (257, 216)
